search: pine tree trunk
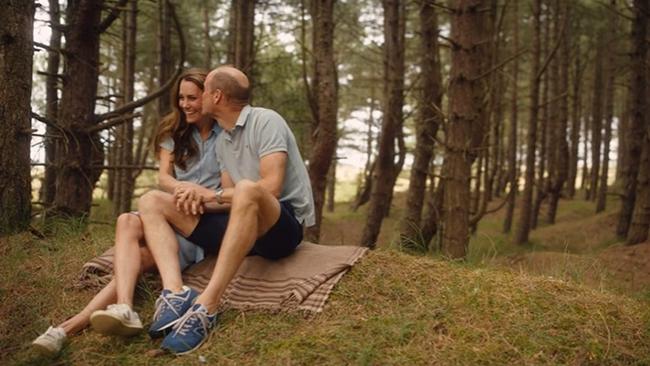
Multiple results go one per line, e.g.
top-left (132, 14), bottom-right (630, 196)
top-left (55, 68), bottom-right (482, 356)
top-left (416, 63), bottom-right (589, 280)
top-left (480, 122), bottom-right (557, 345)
top-left (306, 0), bottom-right (337, 242)
top-left (547, 0), bottom-right (569, 224)
top-left (580, 105), bottom-right (590, 191)
top-left (617, 0), bottom-right (648, 239)
top-left (52, 0), bottom-right (106, 217)
top-left (514, 0), bottom-right (541, 245)
top-left (228, 0), bottom-right (256, 76)
top-left (616, 89), bottom-right (630, 184)
top-left (596, 2), bottom-right (616, 213)
top-left (326, 159), bottom-right (336, 212)
top-left (421, 173), bottom-right (443, 250)
top-left (589, 44), bottom-right (605, 201)
top-left (628, 142), bottom-right (650, 243)
top-left (398, 0), bottom-right (441, 249)
top-left (117, 0), bottom-right (137, 215)
top-left (360, 0), bottom-right (405, 248)
top-left (532, 6), bottom-right (551, 229)
top-left (43, 0), bottom-right (61, 206)
top-left (439, 0), bottom-right (489, 259)
top-left (567, 18), bottom-right (581, 198)
top-left (0, 0), bottom-right (34, 234)
top-left (503, 0), bottom-right (519, 233)
top-left (203, 1), bottom-right (212, 69)
top-left (158, 0), bottom-right (172, 117)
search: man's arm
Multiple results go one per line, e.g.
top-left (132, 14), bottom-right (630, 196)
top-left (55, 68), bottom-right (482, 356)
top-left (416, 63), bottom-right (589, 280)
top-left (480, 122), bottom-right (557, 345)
top-left (207, 152), bottom-right (287, 205)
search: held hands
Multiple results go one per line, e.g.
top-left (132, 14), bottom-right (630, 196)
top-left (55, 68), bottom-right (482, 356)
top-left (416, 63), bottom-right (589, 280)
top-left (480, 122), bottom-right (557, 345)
top-left (173, 182), bottom-right (206, 215)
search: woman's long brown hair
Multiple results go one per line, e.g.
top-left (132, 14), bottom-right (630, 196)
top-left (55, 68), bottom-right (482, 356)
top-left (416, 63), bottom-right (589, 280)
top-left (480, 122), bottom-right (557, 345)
top-left (153, 68), bottom-right (208, 170)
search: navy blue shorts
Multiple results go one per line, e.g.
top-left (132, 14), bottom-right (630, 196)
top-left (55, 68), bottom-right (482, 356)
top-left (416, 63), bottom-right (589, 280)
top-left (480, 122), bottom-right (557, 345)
top-left (186, 201), bottom-right (303, 260)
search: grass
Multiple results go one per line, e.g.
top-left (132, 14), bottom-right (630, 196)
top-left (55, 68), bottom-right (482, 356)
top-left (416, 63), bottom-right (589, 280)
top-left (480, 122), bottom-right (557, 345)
top-left (2, 218), bottom-right (650, 364)
top-left (3, 190), bottom-right (650, 364)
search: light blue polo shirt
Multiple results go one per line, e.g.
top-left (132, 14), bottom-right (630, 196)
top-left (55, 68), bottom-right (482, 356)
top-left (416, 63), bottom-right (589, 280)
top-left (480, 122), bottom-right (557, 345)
top-left (159, 123), bottom-right (222, 267)
top-left (215, 105), bottom-right (315, 227)
top-left (160, 124), bottom-right (223, 190)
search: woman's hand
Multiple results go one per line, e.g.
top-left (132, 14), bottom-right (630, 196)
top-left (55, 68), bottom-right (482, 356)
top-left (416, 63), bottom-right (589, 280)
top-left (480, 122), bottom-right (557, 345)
top-left (173, 182), bottom-right (205, 215)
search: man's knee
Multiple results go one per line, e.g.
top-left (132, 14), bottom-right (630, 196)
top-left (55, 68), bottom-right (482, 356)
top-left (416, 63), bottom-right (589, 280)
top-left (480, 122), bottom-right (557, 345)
top-left (233, 180), bottom-right (264, 203)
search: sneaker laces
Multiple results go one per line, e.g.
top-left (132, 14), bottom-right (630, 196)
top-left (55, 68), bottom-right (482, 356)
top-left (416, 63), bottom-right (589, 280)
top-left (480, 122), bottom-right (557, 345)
top-left (172, 307), bottom-right (210, 337)
top-left (153, 291), bottom-right (188, 321)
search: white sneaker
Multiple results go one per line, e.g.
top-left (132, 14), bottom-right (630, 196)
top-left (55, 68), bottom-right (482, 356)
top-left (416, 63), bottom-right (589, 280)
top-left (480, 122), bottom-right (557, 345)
top-left (90, 304), bottom-right (143, 337)
top-left (32, 326), bottom-right (66, 356)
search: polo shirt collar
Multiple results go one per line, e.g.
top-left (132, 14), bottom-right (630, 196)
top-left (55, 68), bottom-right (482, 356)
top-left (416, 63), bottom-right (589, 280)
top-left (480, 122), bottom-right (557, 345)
top-left (211, 122), bottom-right (223, 136)
top-left (234, 105), bottom-right (252, 128)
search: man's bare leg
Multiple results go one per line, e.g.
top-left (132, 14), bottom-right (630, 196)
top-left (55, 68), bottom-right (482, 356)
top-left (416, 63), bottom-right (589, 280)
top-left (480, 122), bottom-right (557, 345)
top-left (194, 180), bottom-right (281, 313)
top-left (138, 190), bottom-right (200, 293)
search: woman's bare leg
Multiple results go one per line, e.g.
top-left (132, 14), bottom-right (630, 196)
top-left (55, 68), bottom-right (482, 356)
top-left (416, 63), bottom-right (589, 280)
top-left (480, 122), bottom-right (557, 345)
top-left (113, 213), bottom-right (156, 306)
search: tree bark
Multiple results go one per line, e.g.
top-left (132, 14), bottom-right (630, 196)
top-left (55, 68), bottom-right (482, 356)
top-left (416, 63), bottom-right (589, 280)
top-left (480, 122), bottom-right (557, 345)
top-left (439, 0), bottom-right (489, 259)
top-left (546, 0), bottom-right (569, 224)
top-left (596, 1), bottom-right (617, 213)
top-left (326, 159), bottom-right (336, 212)
top-left (420, 173), bottom-right (444, 249)
top-left (158, 0), bottom-right (172, 117)
top-left (228, 0), bottom-right (256, 76)
top-left (617, 0), bottom-right (648, 239)
top-left (43, 0), bottom-right (61, 206)
top-left (514, 0), bottom-right (541, 245)
top-left (306, 0), bottom-right (337, 242)
top-left (503, 0), bottom-right (519, 233)
top-left (52, 0), bottom-right (107, 217)
top-left (531, 3), bottom-right (551, 229)
top-left (588, 43), bottom-right (605, 201)
top-left (567, 16), bottom-right (582, 198)
top-left (203, 1), bottom-right (212, 69)
top-left (0, 0), bottom-right (34, 234)
top-left (115, 0), bottom-right (137, 215)
top-left (627, 142), bottom-right (650, 244)
top-left (580, 101), bottom-right (590, 191)
top-left (360, 0), bottom-right (405, 248)
top-left (398, 0), bottom-right (442, 249)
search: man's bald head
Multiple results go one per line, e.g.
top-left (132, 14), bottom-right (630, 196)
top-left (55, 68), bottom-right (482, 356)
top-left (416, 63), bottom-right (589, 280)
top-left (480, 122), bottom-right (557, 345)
top-left (206, 66), bottom-right (251, 108)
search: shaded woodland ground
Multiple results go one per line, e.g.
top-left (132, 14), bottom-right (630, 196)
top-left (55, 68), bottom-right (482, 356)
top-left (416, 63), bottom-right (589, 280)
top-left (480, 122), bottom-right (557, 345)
top-left (324, 190), bottom-right (650, 298)
top-left (2, 188), bottom-right (650, 365)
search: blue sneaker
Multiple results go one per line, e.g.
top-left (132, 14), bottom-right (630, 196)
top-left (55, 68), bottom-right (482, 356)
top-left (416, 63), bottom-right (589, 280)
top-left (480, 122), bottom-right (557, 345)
top-left (148, 285), bottom-right (198, 338)
top-left (161, 303), bottom-right (218, 355)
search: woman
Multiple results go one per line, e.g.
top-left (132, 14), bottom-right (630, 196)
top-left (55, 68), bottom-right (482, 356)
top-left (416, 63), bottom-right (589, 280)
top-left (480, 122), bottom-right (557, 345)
top-left (32, 68), bottom-right (222, 356)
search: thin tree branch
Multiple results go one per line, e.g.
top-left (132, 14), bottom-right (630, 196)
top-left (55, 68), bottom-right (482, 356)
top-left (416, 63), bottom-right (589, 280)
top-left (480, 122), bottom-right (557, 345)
top-left (92, 164), bottom-right (158, 171)
top-left (470, 48), bottom-right (528, 81)
top-left (92, 0), bottom-right (185, 125)
top-left (36, 71), bottom-right (64, 79)
top-left (86, 112), bottom-right (142, 133)
top-left (535, 11), bottom-right (568, 81)
top-left (438, 33), bottom-right (461, 49)
top-left (97, 0), bottom-right (129, 33)
top-left (31, 111), bottom-right (61, 130)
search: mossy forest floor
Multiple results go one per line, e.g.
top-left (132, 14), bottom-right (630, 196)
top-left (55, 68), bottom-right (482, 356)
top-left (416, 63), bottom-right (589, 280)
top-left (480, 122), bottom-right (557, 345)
top-left (1, 193), bottom-right (649, 365)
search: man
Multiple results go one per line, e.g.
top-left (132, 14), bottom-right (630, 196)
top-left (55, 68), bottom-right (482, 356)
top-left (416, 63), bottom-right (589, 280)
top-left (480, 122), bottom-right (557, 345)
top-left (136, 65), bottom-right (315, 355)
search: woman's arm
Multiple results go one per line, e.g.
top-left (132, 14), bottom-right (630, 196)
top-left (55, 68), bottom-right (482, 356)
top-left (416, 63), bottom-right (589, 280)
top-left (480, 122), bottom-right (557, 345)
top-left (157, 148), bottom-right (178, 193)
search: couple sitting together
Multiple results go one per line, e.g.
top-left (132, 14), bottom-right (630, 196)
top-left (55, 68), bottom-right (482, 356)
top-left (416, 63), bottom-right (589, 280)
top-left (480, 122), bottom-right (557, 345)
top-left (33, 65), bottom-right (315, 356)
